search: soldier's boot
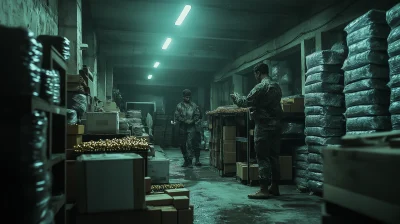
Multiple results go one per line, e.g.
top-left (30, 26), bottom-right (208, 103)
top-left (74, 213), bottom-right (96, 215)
top-left (195, 157), bottom-right (202, 166)
top-left (181, 159), bottom-right (190, 167)
top-left (248, 185), bottom-right (270, 199)
top-left (187, 159), bottom-right (194, 168)
top-left (268, 182), bottom-right (280, 196)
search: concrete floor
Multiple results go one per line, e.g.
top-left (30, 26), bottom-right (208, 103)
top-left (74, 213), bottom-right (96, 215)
top-left (162, 148), bottom-right (323, 224)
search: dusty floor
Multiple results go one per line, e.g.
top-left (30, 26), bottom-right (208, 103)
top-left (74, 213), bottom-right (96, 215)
top-left (162, 147), bottom-right (322, 224)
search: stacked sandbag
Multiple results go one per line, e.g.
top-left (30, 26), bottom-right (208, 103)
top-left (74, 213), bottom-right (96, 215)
top-left (386, 4), bottom-right (400, 129)
top-left (294, 146), bottom-right (308, 192)
top-left (343, 9), bottom-right (392, 135)
top-left (304, 45), bottom-right (347, 194)
top-left (306, 146), bottom-right (325, 193)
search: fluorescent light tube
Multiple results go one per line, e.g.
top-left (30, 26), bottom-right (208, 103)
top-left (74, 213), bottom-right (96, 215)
top-left (175, 5), bottom-right (191, 26)
top-left (162, 38), bottom-right (172, 50)
top-left (154, 62), bottom-right (160, 68)
top-left (148, 74), bottom-right (152, 79)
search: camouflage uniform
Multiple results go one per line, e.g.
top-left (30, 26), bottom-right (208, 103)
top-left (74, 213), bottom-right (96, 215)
top-left (174, 101), bottom-right (201, 162)
top-left (232, 77), bottom-right (283, 186)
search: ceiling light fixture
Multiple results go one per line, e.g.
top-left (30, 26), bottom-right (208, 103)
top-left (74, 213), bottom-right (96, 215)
top-left (175, 5), bottom-right (191, 26)
top-left (154, 62), bottom-right (160, 68)
top-left (162, 38), bottom-right (172, 50)
top-left (148, 74), bottom-right (153, 79)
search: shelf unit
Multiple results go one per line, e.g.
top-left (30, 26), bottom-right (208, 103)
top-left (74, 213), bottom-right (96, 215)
top-left (41, 46), bottom-right (68, 224)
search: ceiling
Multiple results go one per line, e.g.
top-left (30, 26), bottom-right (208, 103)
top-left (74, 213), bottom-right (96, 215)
top-left (88, 0), bottom-right (339, 87)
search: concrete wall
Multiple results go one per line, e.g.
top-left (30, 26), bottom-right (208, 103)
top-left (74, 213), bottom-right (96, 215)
top-left (0, 0), bottom-right (58, 35)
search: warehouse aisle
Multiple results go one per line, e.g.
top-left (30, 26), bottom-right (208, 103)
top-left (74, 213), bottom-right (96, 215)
top-left (163, 148), bottom-right (322, 224)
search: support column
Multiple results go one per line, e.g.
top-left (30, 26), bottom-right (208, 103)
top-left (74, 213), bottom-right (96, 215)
top-left (106, 63), bottom-right (114, 101)
top-left (97, 57), bottom-right (106, 102)
top-left (301, 38), bottom-right (317, 95)
top-left (58, 0), bottom-right (83, 74)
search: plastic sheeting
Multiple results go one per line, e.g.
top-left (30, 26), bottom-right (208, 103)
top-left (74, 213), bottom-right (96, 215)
top-left (344, 10), bottom-right (387, 34)
top-left (295, 169), bottom-right (308, 178)
top-left (388, 26), bottom-right (400, 44)
top-left (389, 55), bottom-right (400, 76)
top-left (306, 136), bottom-right (341, 146)
top-left (67, 109), bottom-right (78, 125)
top-left (344, 64), bottom-right (389, 85)
top-left (295, 145), bottom-right (308, 154)
top-left (308, 180), bottom-right (323, 193)
top-left (346, 130), bottom-right (378, 135)
top-left (305, 127), bottom-right (345, 137)
top-left (348, 37), bottom-right (388, 57)
top-left (345, 89), bottom-right (390, 108)
top-left (346, 24), bottom-right (390, 46)
top-left (305, 106), bottom-right (345, 116)
top-left (271, 61), bottom-right (293, 84)
top-left (69, 94), bottom-right (87, 117)
top-left (306, 50), bottom-right (346, 70)
top-left (306, 65), bottom-right (343, 76)
top-left (296, 154), bottom-right (308, 162)
top-left (295, 161), bottom-right (309, 170)
top-left (308, 153), bottom-right (323, 164)
top-left (342, 51), bottom-right (389, 71)
top-left (282, 122), bottom-right (304, 135)
top-left (388, 39), bottom-right (400, 58)
top-left (305, 115), bottom-right (344, 128)
top-left (308, 145), bottom-right (328, 154)
top-left (345, 105), bottom-right (389, 118)
top-left (391, 114), bottom-right (400, 130)
top-left (346, 116), bottom-right (391, 132)
top-left (390, 87), bottom-right (400, 102)
top-left (305, 93), bottom-right (344, 107)
top-left (304, 82), bottom-right (343, 94)
top-left (331, 42), bottom-right (348, 56)
top-left (389, 101), bottom-right (400, 114)
top-left (119, 118), bottom-right (130, 131)
top-left (343, 78), bottom-right (389, 93)
top-left (307, 171), bottom-right (324, 182)
top-left (295, 177), bottom-right (308, 190)
top-left (386, 3), bottom-right (400, 28)
top-left (126, 110), bottom-right (142, 119)
top-left (305, 72), bottom-right (343, 85)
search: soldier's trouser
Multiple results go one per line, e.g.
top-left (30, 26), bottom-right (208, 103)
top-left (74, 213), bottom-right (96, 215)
top-left (254, 131), bottom-right (281, 186)
top-left (179, 131), bottom-right (196, 161)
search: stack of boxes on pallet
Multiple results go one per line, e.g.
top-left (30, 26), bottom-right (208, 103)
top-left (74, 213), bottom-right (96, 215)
top-left (153, 112), bottom-right (173, 146)
top-left (67, 124), bottom-right (84, 148)
top-left (221, 126), bottom-right (237, 175)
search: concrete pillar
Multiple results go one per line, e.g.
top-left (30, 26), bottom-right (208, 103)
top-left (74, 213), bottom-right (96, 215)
top-left (97, 57), bottom-right (106, 101)
top-left (106, 63), bottom-right (114, 100)
top-left (301, 38), bottom-right (317, 94)
top-left (58, 0), bottom-right (83, 74)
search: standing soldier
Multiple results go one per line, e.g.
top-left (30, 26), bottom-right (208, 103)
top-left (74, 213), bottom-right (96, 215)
top-left (174, 89), bottom-right (201, 168)
top-left (231, 63), bottom-right (283, 199)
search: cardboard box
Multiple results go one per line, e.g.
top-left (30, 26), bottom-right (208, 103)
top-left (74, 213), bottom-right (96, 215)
top-left (76, 153), bottom-right (145, 213)
top-left (236, 162), bottom-right (259, 180)
top-left (161, 206), bottom-right (178, 224)
top-left (145, 177), bottom-right (152, 194)
top-left (223, 126), bottom-right (236, 140)
top-left (67, 125), bottom-right (85, 134)
top-left (178, 209), bottom-right (192, 224)
top-left (165, 188), bottom-right (190, 198)
top-left (148, 158), bottom-right (170, 184)
top-left (67, 135), bottom-right (82, 148)
top-left (223, 152), bottom-right (236, 164)
top-left (223, 164), bottom-right (236, 174)
top-left (146, 194), bottom-right (173, 206)
top-left (173, 196), bottom-right (189, 210)
top-left (280, 156), bottom-right (293, 180)
top-left (281, 97), bottom-right (304, 113)
top-left (223, 140), bottom-right (236, 153)
top-left (76, 209), bottom-right (162, 224)
top-left (86, 112), bottom-right (119, 134)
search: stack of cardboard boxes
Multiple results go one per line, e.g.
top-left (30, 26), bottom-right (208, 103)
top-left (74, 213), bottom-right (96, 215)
top-left (221, 126), bottom-right (236, 175)
top-left (281, 97), bottom-right (304, 113)
top-left (67, 124), bottom-right (84, 148)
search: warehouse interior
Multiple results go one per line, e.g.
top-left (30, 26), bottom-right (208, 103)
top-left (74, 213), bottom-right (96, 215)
top-left (3, 0), bottom-right (400, 223)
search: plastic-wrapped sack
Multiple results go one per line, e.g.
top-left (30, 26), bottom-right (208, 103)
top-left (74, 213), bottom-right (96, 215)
top-left (304, 82), bottom-right (343, 94)
top-left (344, 10), bottom-right (387, 34)
top-left (295, 161), bottom-right (309, 170)
top-left (307, 171), bottom-right (324, 182)
top-left (388, 26), bottom-right (400, 44)
top-left (348, 37), bottom-right (388, 57)
top-left (308, 145), bottom-right (329, 154)
top-left (305, 127), bottom-right (344, 137)
top-left (305, 106), bottom-right (345, 116)
top-left (389, 55), bottom-right (400, 76)
top-left (308, 153), bottom-right (323, 164)
top-left (346, 24), bottom-right (390, 46)
top-left (390, 87), bottom-right (400, 103)
top-left (295, 169), bottom-right (308, 179)
top-left (119, 118), bottom-right (130, 131)
top-left (331, 42), bottom-right (348, 56)
top-left (386, 3), bottom-right (400, 28)
top-left (271, 61), bottom-right (292, 84)
top-left (346, 130), bottom-right (378, 135)
top-left (306, 50), bottom-right (346, 70)
top-left (342, 51), bottom-right (389, 71)
top-left (282, 122), bottom-right (304, 135)
top-left (345, 105), bottom-right (389, 118)
top-left (305, 115), bottom-right (344, 128)
top-left (308, 163), bottom-right (323, 173)
top-left (296, 145), bottom-right (308, 154)
top-left (306, 136), bottom-right (341, 146)
top-left (387, 74), bottom-right (400, 89)
top-left (391, 114), bottom-right (400, 130)
top-left (67, 109), bottom-right (78, 125)
top-left (308, 180), bottom-right (323, 193)
top-left (295, 154), bottom-right (308, 162)
top-left (132, 124), bottom-right (144, 136)
top-left (343, 79), bottom-right (389, 93)
top-left (126, 110), bottom-right (142, 118)
top-left (305, 93), bottom-right (344, 107)
top-left (389, 101), bottom-right (400, 114)
top-left (346, 116), bottom-right (391, 132)
top-left (388, 39), bottom-right (400, 58)
top-left (345, 89), bottom-right (389, 108)
top-left (306, 65), bottom-right (343, 76)
top-left (305, 72), bottom-right (343, 85)
top-left (295, 177), bottom-right (308, 191)
top-left (69, 94), bottom-right (87, 117)
top-left (344, 64), bottom-right (389, 85)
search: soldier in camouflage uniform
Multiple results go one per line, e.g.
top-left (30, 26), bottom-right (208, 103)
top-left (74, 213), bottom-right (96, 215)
top-left (174, 89), bottom-right (201, 168)
top-left (231, 63), bottom-right (283, 199)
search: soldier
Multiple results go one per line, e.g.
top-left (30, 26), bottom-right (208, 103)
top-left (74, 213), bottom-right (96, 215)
top-left (231, 63), bottom-right (283, 199)
top-left (174, 89), bottom-right (201, 168)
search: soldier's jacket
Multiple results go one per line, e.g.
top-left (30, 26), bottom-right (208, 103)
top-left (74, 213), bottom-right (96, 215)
top-left (233, 77), bottom-right (283, 141)
top-left (174, 101), bottom-right (201, 133)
